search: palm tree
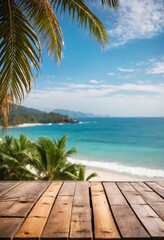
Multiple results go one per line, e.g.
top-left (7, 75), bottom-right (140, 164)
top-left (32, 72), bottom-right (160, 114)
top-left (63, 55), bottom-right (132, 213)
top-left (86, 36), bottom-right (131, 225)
top-left (32, 135), bottom-right (77, 180)
top-left (32, 135), bottom-right (97, 180)
top-left (0, 0), bottom-right (119, 128)
top-left (0, 135), bottom-right (36, 180)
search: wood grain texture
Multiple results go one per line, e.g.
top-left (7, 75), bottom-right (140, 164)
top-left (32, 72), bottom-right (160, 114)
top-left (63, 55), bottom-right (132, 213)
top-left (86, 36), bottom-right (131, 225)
top-left (0, 181), bottom-right (163, 240)
top-left (0, 181), bottom-right (22, 197)
top-left (157, 181), bottom-right (164, 187)
top-left (117, 182), bottom-right (136, 192)
top-left (41, 182), bottom-right (75, 240)
top-left (41, 195), bottom-right (73, 240)
top-left (91, 182), bottom-right (120, 239)
top-left (105, 182), bottom-right (150, 239)
top-left (70, 182), bottom-right (93, 240)
top-left (131, 204), bottom-right (164, 238)
top-left (131, 182), bottom-right (164, 221)
top-left (111, 205), bottom-right (150, 239)
top-left (131, 182), bottom-right (153, 192)
top-left (103, 182), bottom-right (128, 206)
top-left (145, 181), bottom-right (164, 198)
top-left (2, 181), bottom-right (50, 217)
top-left (58, 181), bottom-right (76, 196)
top-left (0, 218), bottom-right (24, 240)
top-left (120, 182), bottom-right (164, 238)
top-left (15, 182), bottom-right (62, 240)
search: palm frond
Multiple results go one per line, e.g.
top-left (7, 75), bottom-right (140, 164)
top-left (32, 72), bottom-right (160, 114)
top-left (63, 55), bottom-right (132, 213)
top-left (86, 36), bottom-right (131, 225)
top-left (90, 0), bottom-right (119, 9)
top-left (86, 172), bottom-right (97, 181)
top-left (51, 0), bottom-right (108, 46)
top-left (0, 0), bottom-right (41, 129)
top-left (78, 165), bottom-right (85, 180)
top-left (0, 153), bottom-right (20, 166)
top-left (18, 0), bottom-right (64, 64)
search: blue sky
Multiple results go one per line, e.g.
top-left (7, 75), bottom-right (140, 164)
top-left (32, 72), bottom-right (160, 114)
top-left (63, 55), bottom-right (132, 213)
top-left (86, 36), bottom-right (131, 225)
top-left (24, 0), bottom-right (164, 117)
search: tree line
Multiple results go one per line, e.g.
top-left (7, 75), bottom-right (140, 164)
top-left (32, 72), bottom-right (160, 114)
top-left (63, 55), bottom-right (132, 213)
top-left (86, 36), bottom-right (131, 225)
top-left (0, 135), bottom-right (97, 181)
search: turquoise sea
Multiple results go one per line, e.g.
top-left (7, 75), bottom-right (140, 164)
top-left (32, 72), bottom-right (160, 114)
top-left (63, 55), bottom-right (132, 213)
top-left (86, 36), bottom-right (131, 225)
top-left (2, 117), bottom-right (164, 178)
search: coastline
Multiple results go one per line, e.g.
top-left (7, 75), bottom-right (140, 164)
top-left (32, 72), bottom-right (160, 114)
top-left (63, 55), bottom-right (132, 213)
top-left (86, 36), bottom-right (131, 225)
top-left (85, 167), bottom-right (164, 181)
top-left (8, 123), bottom-right (53, 128)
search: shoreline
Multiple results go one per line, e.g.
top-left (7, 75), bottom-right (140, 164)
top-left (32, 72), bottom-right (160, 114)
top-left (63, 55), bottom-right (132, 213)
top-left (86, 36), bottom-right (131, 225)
top-left (85, 166), bottom-right (164, 181)
top-left (8, 123), bottom-right (53, 128)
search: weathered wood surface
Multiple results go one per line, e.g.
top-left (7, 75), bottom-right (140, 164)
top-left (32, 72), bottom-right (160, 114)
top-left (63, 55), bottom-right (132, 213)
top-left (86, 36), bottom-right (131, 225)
top-left (104, 182), bottom-right (150, 239)
top-left (91, 182), bottom-right (120, 239)
top-left (15, 182), bottom-right (62, 240)
top-left (0, 181), bottom-right (163, 240)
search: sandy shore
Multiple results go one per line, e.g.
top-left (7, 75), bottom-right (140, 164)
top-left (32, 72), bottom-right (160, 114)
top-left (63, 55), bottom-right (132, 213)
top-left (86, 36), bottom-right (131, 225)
top-left (85, 167), bottom-right (164, 181)
top-left (7, 123), bottom-right (53, 128)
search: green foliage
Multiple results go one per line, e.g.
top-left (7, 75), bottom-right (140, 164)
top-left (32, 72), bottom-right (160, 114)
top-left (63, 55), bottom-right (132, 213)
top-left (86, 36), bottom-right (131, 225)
top-left (0, 0), bottom-right (119, 128)
top-left (0, 135), bottom-right (36, 180)
top-left (0, 134), bottom-right (97, 181)
top-left (0, 105), bottom-right (77, 126)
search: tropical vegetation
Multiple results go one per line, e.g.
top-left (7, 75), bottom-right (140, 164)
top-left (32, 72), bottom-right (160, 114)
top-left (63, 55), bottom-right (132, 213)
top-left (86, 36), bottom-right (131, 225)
top-left (0, 134), bottom-right (97, 181)
top-left (0, 0), bottom-right (119, 128)
top-left (0, 105), bottom-right (78, 126)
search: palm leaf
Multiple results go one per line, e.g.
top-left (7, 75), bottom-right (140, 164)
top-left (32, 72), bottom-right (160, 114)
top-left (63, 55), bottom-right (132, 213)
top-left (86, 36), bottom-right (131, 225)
top-left (0, 0), bottom-right (41, 128)
top-left (86, 172), bottom-right (98, 181)
top-left (78, 165), bottom-right (85, 180)
top-left (90, 0), bottom-right (119, 9)
top-left (0, 153), bottom-right (20, 166)
top-left (18, 0), bottom-right (64, 64)
top-left (51, 0), bottom-right (108, 46)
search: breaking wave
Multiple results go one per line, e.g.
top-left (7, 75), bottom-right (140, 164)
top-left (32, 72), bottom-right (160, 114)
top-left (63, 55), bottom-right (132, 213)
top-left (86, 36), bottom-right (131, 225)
top-left (67, 157), bottom-right (164, 178)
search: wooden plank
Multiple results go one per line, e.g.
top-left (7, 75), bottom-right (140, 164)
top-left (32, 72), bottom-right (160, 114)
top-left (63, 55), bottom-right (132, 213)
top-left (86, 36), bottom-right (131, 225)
top-left (132, 204), bottom-right (164, 239)
top-left (131, 182), bottom-right (153, 192)
top-left (112, 205), bottom-right (150, 239)
top-left (157, 181), bottom-right (164, 187)
top-left (73, 181), bottom-right (90, 207)
top-left (15, 182), bottom-right (62, 240)
top-left (41, 182), bottom-right (75, 240)
top-left (58, 181), bottom-right (76, 196)
top-left (117, 182), bottom-right (136, 192)
top-left (131, 182), bottom-right (164, 221)
top-left (0, 201), bottom-right (14, 217)
top-left (103, 182), bottom-right (128, 206)
top-left (0, 181), bottom-right (22, 197)
top-left (91, 182), bottom-right (120, 239)
top-left (1, 181), bottom-right (50, 201)
top-left (2, 181), bottom-right (50, 217)
top-left (0, 218), bottom-right (24, 240)
top-left (145, 181), bottom-right (164, 198)
top-left (105, 182), bottom-right (150, 239)
top-left (121, 190), bottom-right (146, 205)
top-left (120, 183), bottom-right (164, 239)
top-left (70, 182), bottom-right (92, 240)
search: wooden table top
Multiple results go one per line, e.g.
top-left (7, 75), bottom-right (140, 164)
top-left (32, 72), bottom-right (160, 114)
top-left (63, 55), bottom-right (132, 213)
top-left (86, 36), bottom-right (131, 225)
top-left (0, 181), bottom-right (164, 239)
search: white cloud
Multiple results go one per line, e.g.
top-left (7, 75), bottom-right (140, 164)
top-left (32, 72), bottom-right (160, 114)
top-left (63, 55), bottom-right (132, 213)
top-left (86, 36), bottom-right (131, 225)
top-left (147, 62), bottom-right (164, 74)
top-left (90, 80), bottom-right (100, 84)
top-left (24, 86), bottom-right (164, 117)
top-left (118, 67), bottom-right (134, 72)
top-left (33, 82), bottom-right (164, 95)
top-left (107, 72), bottom-right (115, 75)
top-left (107, 0), bottom-right (164, 48)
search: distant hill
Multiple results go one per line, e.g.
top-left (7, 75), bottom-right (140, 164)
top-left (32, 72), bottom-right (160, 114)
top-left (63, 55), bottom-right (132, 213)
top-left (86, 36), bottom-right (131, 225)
top-left (10, 105), bottom-right (44, 115)
top-left (0, 106), bottom-right (78, 126)
top-left (53, 109), bottom-right (110, 118)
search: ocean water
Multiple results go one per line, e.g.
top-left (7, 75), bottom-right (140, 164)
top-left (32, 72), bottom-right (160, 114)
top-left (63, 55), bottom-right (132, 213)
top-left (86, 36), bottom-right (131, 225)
top-left (2, 117), bottom-right (164, 177)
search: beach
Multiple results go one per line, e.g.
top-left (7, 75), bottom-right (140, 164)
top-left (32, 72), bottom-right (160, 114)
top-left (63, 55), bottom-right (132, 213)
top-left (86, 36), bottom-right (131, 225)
top-left (4, 117), bottom-right (164, 180)
top-left (8, 123), bottom-right (53, 128)
top-left (85, 167), bottom-right (163, 181)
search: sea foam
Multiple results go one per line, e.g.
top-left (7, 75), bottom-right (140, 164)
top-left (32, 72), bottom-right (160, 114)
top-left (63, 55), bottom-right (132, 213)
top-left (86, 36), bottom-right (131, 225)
top-left (67, 157), bottom-right (164, 178)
